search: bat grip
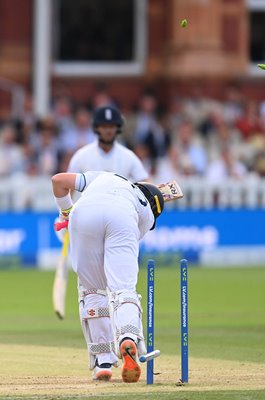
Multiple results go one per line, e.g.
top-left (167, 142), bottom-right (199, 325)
top-left (54, 220), bottom-right (69, 231)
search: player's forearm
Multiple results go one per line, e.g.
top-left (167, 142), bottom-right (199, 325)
top-left (52, 173), bottom-right (77, 215)
top-left (52, 173), bottom-right (77, 197)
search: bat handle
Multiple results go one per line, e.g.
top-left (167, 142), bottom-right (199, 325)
top-left (54, 220), bottom-right (69, 231)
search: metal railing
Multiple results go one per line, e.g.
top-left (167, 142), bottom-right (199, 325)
top-left (176, 175), bottom-right (265, 209)
top-left (1, 175), bottom-right (265, 211)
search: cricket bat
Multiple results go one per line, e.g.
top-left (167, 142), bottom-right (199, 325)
top-left (53, 230), bottom-right (69, 319)
top-left (157, 180), bottom-right (184, 202)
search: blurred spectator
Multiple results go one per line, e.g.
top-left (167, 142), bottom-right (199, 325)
top-left (205, 112), bottom-right (242, 161)
top-left (259, 100), bottom-right (265, 130)
top-left (236, 100), bottom-right (264, 140)
top-left (132, 91), bottom-right (170, 175)
top-left (206, 146), bottom-right (247, 183)
top-left (254, 153), bottom-right (265, 177)
top-left (33, 116), bottom-right (60, 175)
top-left (167, 96), bottom-right (187, 132)
top-left (183, 85), bottom-right (218, 134)
top-left (52, 96), bottom-right (75, 135)
top-left (58, 107), bottom-right (96, 153)
top-left (20, 141), bottom-right (38, 175)
top-left (0, 124), bottom-right (25, 176)
top-left (169, 120), bottom-right (208, 176)
top-left (89, 81), bottom-right (117, 110)
top-left (133, 143), bottom-right (153, 176)
top-left (248, 135), bottom-right (265, 177)
top-left (222, 84), bottom-right (244, 126)
top-left (21, 91), bottom-right (36, 127)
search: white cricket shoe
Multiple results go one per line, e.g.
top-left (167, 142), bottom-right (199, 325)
top-left (92, 360), bottom-right (112, 381)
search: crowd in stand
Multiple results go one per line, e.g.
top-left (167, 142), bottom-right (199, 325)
top-left (1, 84), bottom-right (265, 186)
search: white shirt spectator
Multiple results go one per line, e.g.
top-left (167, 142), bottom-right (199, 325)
top-left (206, 148), bottom-right (247, 183)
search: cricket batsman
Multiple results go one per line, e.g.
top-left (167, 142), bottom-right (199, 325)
top-left (54, 105), bottom-right (149, 381)
top-left (52, 171), bottom-right (165, 383)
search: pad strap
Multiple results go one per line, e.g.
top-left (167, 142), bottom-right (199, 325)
top-left (110, 293), bottom-right (142, 313)
top-left (116, 324), bottom-right (142, 339)
top-left (79, 288), bottom-right (107, 299)
top-left (89, 341), bottom-right (116, 355)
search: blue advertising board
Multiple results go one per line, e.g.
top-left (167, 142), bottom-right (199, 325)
top-left (140, 209), bottom-right (265, 264)
top-left (0, 209), bottom-right (265, 266)
top-left (0, 212), bottom-right (58, 265)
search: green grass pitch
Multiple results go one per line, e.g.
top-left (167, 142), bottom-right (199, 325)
top-left (0, 265), bottom-right (265, 399)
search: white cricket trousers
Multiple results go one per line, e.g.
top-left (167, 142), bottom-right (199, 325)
top-left (69, 195), bottom-right (140, 290)
top-left (68, 195), bottom-right (140, 365)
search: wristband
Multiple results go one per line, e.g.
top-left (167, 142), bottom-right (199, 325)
top-left (54, 193), bottom-right (73, 211)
